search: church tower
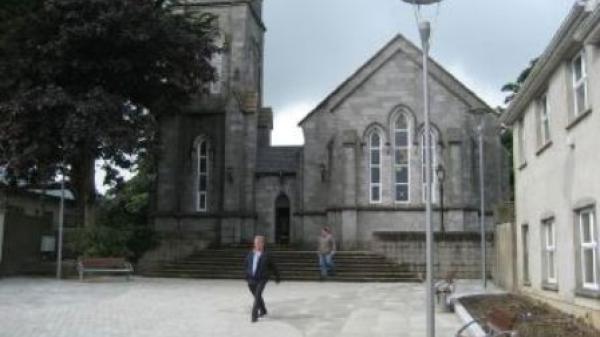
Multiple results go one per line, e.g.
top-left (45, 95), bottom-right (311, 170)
top-left (154, 0), bottom-right (266, 245)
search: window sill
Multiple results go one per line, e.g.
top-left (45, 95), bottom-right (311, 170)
top-left (518, 162), bottom-right (528, 171)
top-left (522, 281), bottom-right (531, 287)
top-left (575, 287), bottom-right (600, 300)
top-left (566, 108), bottom-right (592, 131)
top-left (535, 141), bottom-right (553, 157)
top-left (542, 282), bottom-right (559, 292)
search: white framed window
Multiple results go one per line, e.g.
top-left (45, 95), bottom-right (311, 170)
top-left (196, 139), bottom-right (209, 212)
top-left (517, 118), bottom-right (526, 165)
top-left (572, 51), bottom-right (589, 116)
top-left (538, 94), bottom-right (551, 146)
top-left (393, 114), bottom-right (410, 203)
top-left (369, 131), bottom-right (382, 203)
top-left (522, 224), bottom-right (530, 284)
top-left (543, 219), bottom-right (557, 284)
top-left (579, 208), bottom-right (598, 290)
top-left (421, 130), bottom-right (438, 203)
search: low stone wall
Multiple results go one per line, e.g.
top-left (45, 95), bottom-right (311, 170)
top-left (137, 237), bottom-right (212, 271)
top-left (371, 231), bottom-right (494, 279)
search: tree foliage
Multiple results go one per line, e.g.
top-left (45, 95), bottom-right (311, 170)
top-left (499, 58), bottom-right (539, 201)
top-left (0, 0), bottom-right (218, 225)
top-left (501, 58), bottom-right (538, 105)
top-left (71, 154), bottom-right (158, 260)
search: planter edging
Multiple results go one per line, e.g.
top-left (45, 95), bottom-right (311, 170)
top-left (454, 299), bottom-right (486, 337)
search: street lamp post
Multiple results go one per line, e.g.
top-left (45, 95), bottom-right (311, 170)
top-left (401, 1), bottom-right (443, 337)
top-left (56, 162), bottom-right (65, 280)
top-left (468, 108), bottom-right (488, 289)
top-left (478, 122), bottom-right (486, 289)
top-left (435, 164), bottom-right (445, 233)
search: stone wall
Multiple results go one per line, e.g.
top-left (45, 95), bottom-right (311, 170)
top-left (0, 209), bottom-right (52, 275)
top-left (137, 237), bottom-right (212, 271)
top-left (371, 231), bottom-right (494, 279)
top-left (154, 0), bottom-right (265, 243)
top-left (299, 36), bottom-right (510, 247)
top-left (254, 175), bottom-right (299, 244)
top-left (508, 13), bottom-right (600, 330)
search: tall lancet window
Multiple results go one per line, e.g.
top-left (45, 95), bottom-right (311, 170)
top-left (369, 130), bottom-right (382, 203)
top-left (421, 130), bottom-right (438, 203)
top-left (394, 114), bottom-right (410, 202)
top-left (196, 139), bottom-right (209, 212)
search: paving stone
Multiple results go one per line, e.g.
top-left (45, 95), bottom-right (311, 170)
top-left (0, 277), bottom-right (467, 337)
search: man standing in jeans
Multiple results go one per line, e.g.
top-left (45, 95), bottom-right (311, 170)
top-left (318, 227), bottom-right (336, 280)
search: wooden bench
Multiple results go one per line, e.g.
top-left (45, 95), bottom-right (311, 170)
top-left (77, 258), bottom-right (134, 281)
top-left (486, 308), bottom-right (518, 337)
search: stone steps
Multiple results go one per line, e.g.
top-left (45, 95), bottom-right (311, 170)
top-left (158, 263), bottom-right (410, 272)
top-left (140, 249), bottom-right (422, 282)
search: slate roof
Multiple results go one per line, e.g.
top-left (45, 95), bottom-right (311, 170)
top-left (256, 146), bottom-right (302, 174)
top-left (502, 2), bottom-right (599, 124)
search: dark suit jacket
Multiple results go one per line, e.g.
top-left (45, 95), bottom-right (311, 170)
top-left (245, 251), bottom-right (280, 283)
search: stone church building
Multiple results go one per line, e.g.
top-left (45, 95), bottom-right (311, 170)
top-left (154, 0), bottom-right (509, 250)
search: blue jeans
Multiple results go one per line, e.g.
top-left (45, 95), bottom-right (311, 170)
top-left (319, 253), bottom-right (335, 277)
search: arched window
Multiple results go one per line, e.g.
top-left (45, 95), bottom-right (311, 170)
top-left (369, 130), bottom-right (382, 203)
top-left (196, 139), bottom-right (209, 212)
top-left (421, 129), bottom-right (438, 203)
top-left (393, 114), bottom-right (410, 202)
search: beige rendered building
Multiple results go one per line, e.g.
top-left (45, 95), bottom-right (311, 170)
top-left (502, 0), bottom-right (600, 328)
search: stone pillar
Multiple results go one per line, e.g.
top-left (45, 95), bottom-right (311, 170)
top-left (341, 130), bottom-right (359, 249)
top-left (221, 218), bottom-right (243, 245)
top-left (257, 108), bottom-right (273, 148)
top-left (446, 128), bottom-right (465, 231)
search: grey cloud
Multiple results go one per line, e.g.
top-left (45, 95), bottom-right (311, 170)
top-left (263, 0), bottom-right (574, 144)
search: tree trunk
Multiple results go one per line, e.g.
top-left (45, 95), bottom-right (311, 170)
top-left (71, 152), bottom-right (96, 228)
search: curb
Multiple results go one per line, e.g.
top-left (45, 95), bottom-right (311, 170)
top-left (453, 300), bottom-right (486, 337)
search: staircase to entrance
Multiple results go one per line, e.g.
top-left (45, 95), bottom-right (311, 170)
top-left (140, 249), bottom-right (422, 282)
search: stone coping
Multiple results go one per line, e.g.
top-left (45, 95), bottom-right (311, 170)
top-left (373, 231), bottom-right (494, 242)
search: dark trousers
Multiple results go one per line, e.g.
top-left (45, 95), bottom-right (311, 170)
top-left (248, 280), bottom-right (268, 319)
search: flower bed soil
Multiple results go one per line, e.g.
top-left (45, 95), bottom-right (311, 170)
top-left (460, 294), bottom-right (599, 337)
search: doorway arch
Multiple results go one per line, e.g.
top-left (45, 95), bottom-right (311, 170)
top-left (275, 194), bottom-right (291, 245)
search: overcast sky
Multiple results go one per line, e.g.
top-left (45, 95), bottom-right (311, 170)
top-left (264, 0), bottom-right (576, 145)
top-left (96, 0), bottom-right (575, 192)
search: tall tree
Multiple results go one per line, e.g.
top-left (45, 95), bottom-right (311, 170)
top-left (0, 0), bottom-right (218, 226)
top-left (501, 58), bottom-right (538, 105)
top-left (499, 57), bottom-right (538, 201)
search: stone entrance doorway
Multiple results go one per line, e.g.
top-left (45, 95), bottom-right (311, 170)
top-left (275, 194), bottom-right (290, 245)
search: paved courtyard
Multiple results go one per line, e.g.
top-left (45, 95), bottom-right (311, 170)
top-left (0, 277), bottom-right (466, 337)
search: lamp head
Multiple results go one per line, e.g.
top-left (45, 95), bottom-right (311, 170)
top-left (435, 164), bottom-right (446, 183)
top-left (419, 21), bottom-right (431, 44)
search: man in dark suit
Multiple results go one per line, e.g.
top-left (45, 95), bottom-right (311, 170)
top-left (245, 235), bottom-right (280, 323)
